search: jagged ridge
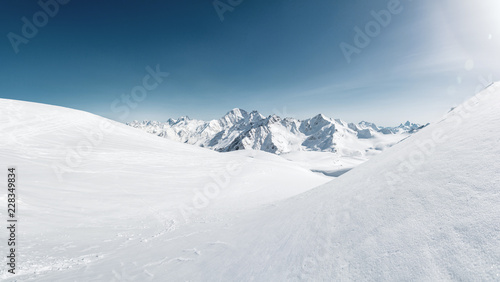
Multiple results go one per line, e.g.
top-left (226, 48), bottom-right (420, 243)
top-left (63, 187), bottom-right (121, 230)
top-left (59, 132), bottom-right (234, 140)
top-left (128, 109), bottom-right (424, 156)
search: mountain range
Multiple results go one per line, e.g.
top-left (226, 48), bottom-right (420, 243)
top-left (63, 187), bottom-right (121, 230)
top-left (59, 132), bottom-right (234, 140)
top-left (128, 109), bottom-right (425, 157)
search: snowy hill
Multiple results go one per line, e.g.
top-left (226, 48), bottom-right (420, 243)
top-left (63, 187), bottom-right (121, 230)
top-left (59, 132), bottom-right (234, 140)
top-left (0, 99), bottom-right (330, 281)
top-left (128, 110), bottom-right (423, 155)
top-left (1, 82), bottom-right (499, 281)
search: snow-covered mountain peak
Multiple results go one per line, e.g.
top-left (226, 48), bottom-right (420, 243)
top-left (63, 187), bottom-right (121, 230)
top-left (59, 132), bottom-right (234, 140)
top-left (309, 113), bottom-right (331, 122)
top-left (225, 108), bottom-right (248, 119)
top-left (220, 108), bottom-right (250, 125)
top-left (359, 121), bottom-right (380, 131)
top-left (249, 113), bottom-right (265, 124)
top-left (302, 113), bottom-right (333, 127)
top-left (266, 114), bottom-right (282, 123)
top-left (177, 116), bottom-right (191, 122)
top-left (314, 113), bottom-right (328, 120)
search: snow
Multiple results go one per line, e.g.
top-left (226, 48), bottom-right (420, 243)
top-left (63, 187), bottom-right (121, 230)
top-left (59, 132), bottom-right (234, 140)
top-left (1, 82), bottom-right (499, 281)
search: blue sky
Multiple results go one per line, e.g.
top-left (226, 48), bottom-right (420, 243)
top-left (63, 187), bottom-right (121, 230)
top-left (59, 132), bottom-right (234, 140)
top-left (1, 0), bottom-right (499, 125)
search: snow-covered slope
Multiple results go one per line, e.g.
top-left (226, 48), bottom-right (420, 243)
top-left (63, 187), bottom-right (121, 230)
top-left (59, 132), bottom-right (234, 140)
top-left (0, 99), bottom-right (330, 281)
top-left (1, 82), bottom-right (499, 281)
top-left (128, 109), bottom-right (423, 155)
top-left (145, 82), bottom-right (499, 281)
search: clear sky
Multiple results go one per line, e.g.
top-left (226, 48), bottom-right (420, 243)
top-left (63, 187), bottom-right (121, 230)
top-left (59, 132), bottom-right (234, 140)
top-left (1, 0), bottom-right (499, 126)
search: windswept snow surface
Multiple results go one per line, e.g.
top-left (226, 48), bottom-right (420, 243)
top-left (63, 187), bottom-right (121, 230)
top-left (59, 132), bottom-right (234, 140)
top-left (2, 82), bottom-right (500, 281)
top-left (0, 99), bottom-right (329, 281)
